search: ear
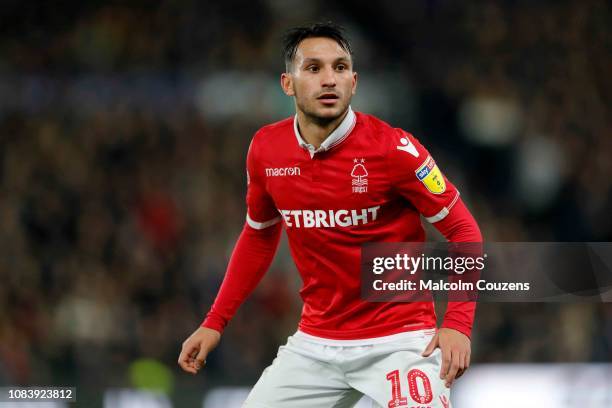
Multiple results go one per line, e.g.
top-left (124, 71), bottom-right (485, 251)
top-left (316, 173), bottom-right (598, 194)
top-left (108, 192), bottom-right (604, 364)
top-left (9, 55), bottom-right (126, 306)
top-left (351, 71), bottom-right (358, 95)
top-left (281, 72), bottom-right (295, 96)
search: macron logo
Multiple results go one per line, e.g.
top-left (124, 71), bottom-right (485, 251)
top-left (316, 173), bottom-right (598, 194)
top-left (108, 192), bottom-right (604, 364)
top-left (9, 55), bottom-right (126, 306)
top-left (265, 166), bottom-right (301, 177)
top-left (396, 136), bottom-right (419, 158)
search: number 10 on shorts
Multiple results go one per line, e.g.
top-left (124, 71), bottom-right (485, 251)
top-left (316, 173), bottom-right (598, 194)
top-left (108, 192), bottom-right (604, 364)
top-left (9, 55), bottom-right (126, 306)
top-left (386, 369), bottom-right (433, 407)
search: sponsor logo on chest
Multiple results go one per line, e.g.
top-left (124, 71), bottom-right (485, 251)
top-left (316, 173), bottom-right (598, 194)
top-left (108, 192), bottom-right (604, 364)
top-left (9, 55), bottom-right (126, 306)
top-left (279, 206), bottom-right (380, 228)
top-left (265, 166), bottom-right (301, 177)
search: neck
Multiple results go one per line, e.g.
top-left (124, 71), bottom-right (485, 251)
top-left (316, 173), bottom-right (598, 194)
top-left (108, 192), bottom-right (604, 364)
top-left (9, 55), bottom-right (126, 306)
top-left (296, 108), bottom-right (349, 149)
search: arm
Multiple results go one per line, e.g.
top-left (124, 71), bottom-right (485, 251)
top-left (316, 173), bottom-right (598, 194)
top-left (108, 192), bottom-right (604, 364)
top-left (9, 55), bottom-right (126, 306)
top-left (421, 198), bottom-right (482, 387)
top-left (178, 221), bottom-right (281, 374)
top-left (201, 221), bottom-right (282, 333)
top-left (436, 198), bottom-right (481, 338)
top-left (385, 129), bottom-right (481, 387)
top-left (178, 132), bottom-right (283, 374)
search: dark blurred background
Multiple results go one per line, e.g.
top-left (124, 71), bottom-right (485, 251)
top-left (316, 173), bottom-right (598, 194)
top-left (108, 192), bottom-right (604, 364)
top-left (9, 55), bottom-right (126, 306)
top-left (0, 0), bottom-right (610, 406)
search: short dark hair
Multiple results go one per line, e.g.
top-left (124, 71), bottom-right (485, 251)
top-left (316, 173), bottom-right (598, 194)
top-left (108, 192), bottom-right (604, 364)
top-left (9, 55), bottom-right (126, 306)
top-left (282, 21), bottom-right (353, 72)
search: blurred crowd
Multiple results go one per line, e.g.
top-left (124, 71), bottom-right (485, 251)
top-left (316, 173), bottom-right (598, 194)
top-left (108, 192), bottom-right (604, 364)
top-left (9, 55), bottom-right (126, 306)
top-left (0, 0), bottom-right (610, 397)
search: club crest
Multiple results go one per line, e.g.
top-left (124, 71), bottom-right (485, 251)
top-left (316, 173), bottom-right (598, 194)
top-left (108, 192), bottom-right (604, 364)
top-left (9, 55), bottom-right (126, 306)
top-left (351, 158), bottom-right (368, 194)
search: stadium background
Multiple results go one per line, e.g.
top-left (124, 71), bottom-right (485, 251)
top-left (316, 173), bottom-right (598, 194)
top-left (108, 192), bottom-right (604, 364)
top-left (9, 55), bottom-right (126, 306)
top-left (0, 0), bottom-right (610, 406)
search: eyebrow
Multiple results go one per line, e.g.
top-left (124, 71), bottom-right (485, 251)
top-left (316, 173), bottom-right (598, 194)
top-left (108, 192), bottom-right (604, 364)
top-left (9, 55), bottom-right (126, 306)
top-left (301, 57), bottom-right (351, 65)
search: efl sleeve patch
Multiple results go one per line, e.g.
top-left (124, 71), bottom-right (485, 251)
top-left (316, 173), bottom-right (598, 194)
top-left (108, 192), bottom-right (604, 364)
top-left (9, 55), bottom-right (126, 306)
top-left (415, 156), bottom-right (446, 194)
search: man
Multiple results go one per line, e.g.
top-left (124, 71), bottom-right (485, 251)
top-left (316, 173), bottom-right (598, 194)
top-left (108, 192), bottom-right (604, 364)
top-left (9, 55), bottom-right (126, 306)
top-left (179, 22), bottom-right (481, 408)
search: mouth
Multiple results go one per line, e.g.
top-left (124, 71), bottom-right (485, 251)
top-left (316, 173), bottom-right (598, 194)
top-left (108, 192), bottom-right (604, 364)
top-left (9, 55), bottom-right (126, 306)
top-left (317, 93), bottom-right (340, 105)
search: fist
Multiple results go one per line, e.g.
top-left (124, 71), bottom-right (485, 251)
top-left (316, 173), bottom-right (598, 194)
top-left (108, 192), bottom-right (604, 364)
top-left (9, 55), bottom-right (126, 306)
top-left (178, 326), bottom-right (221, 375)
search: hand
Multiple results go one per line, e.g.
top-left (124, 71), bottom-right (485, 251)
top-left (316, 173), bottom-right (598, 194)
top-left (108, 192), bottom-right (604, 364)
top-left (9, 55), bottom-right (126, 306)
top-left (178, 326), bottom-right (221, 375)
top-left (421, 328), bottom-right (471, 388)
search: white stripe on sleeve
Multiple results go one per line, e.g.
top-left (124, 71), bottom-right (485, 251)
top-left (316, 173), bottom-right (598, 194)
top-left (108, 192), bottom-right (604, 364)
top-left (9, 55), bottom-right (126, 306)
top-left (246, 213), bottom-right (281, 229)
top-left (425, 191), bottom-right (461, 223)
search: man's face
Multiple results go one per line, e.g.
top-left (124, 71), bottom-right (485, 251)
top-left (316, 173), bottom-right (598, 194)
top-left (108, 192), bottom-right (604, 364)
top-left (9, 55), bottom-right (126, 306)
top-left (282, 37), bottom-right (357, 123)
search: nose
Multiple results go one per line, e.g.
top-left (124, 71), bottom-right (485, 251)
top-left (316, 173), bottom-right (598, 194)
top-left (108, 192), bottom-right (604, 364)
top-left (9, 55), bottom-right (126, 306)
top-left (321, 66), bottom-right (336, 88)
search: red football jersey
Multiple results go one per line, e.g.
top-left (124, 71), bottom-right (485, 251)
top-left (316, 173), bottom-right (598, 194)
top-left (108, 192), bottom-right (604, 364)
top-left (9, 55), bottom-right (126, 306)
top-left (243, 107), bottom-right (462, 339)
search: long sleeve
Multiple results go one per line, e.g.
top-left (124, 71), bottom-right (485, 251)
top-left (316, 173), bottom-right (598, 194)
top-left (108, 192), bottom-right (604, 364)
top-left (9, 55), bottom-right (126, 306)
top-left (202, 131), bottom-right (283, 333)
top-left (201, 221), bottom-right (282, 333)
top-left (385, 129), bottom-right (482, 338)
top-left (433, 198), bottom-right (482, 338)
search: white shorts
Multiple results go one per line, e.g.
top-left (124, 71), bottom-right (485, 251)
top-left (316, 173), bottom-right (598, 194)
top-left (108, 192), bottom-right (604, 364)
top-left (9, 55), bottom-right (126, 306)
top-left (243, 329), bottom-right (451, 408)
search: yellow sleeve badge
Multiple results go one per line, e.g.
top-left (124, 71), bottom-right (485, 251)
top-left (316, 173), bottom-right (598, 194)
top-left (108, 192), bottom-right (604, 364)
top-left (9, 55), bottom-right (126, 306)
top-left (415, 156), bottom-right (446, 194)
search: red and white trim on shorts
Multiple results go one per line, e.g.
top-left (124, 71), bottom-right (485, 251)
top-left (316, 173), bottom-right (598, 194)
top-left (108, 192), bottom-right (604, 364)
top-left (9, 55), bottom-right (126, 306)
top-left (294, 328), bottom-right (437, 347)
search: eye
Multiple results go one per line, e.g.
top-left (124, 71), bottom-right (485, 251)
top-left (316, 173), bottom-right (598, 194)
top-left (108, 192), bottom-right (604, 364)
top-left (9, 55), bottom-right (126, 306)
top-left (336, 64), bottom-right (346, 71)
top-left (307, 65), bottom-right (319, 72)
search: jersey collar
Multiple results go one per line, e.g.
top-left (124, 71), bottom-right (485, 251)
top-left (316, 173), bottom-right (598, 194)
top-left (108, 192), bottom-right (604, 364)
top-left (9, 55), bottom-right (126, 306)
top-left (293, 106), bottom-right (356, 157)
